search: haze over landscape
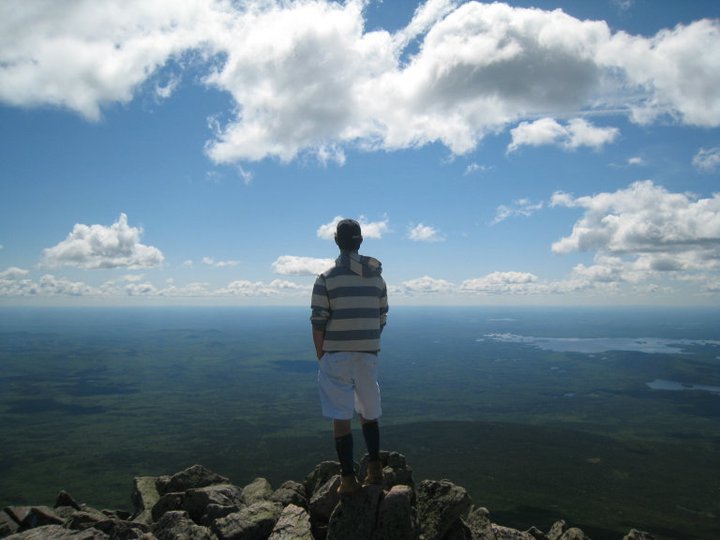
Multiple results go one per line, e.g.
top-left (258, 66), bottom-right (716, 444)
top-left (1, 0), bottom-right (719, 306)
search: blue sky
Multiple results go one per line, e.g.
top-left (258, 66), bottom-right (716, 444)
top-left (1, 0), bottom-right (719, 306)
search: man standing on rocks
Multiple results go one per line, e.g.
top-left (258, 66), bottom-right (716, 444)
top-left (310, 218), bottom-right (389, 495)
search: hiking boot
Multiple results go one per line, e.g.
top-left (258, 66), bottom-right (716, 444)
top-left (337, 474), bottom-right (362, 495)
top-left (363, 460), bottom-right (383, 486)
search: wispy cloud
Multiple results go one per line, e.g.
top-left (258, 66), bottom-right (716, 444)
top-left (491, 199), bottom-right (544, 225)
top-left (202, 257), bottom-right (240, 268)
top-left (693, 146), bottom-right (720, 172)
top-left (463, 163), bottom-right (492, 176)
top-left (407, 223), bottom-right (444, 242)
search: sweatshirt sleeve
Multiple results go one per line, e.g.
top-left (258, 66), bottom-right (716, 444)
top-left (310, 274), bottom-right (330, 330)
top-left (379, 280), bottom-right (388, 330)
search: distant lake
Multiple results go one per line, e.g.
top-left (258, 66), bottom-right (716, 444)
top-left (647, 378), bottom-right (720, 394)
top-left (483, 333), bottom-right (720, 354)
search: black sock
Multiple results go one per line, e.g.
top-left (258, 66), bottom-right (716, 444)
top-left (335, 433), bottom-right (354, 476)
top-left (362, 421), bottom-right (380, 461)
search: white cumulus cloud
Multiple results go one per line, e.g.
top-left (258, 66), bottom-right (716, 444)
top-left (1, 2), bottom-right (718, 163)
top-left (42, 213), bottom-right (164, 269)
top-left (460, 271), bottom-right (540, 295)
top-left (551, 180), bottom-right (720, 275)
top-left (317, 215), bottom-right (390, 240)
top-left (399, 275), bottom-right (455, 295)
top-left (272, 255), bottom-right (334, 276)
top-left (508, 118), bottom-right (620, 153)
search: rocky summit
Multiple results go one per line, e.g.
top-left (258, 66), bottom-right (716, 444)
top-left (0, 451), bottom-right (655, 540)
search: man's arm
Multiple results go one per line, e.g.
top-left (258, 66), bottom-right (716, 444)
top-left (312, 329), bottom-right (325, 360)
top-left (310, 274), bottom-right (330, 360)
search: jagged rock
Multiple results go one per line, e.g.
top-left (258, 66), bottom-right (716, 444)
top-left (241, 478), bottom-right (273, 505)
top-left (101, 509), bottom-right (132, 520)
top-left (151, 492), bottom-right (185, 522)
top-left (65, 510), bottom-right (108, 531)
top-left (304, 461), bottom-right (342, 498)
top-left (29, 507), bottom-right (64, 528)
top-left (1, 509), bottom-right (18, 536)
top-left (326, 484), bottom-right (383, 540)
top-left (3, 507), bottom-right (31, 528)
top-left (558, 527), bottom-right (591, 540)
top-left (152, 510), bottom-right (214, 540)
top-left (492, 525), bottom-right (535, 539)
top-left (91, 518), bottom-right (151, 539)
top-left (184, 483), bottom-right (245, 523)
top-left (4, 525), bottom-right (109, 539)
top-left (268, 504), bottom-right (313, 540)
top-left (201, 503), bottom-right (239, 526)
top-left (55, 491), bottom-right (82, 511)
top-left (547, 520), bottom-right (567, 540)
top-left (211, 500), bottom-right (282, 540)
top-left (131, 476), bottom-right (162, 524)
top-left (465, 506), bottom-right (496, 540)
top-left (374, 484), bottom-right (418, 540)
top-left (444, 519), bottom-right (474, 540)
top-left (157, 465), bottom-right (229, 496)
top-left (2, 457), bottom-right (661, 540)
top-left (308, 475), bottom-right (342, 524)
top-left (623, 529), bottom-right (656, 540)
top-left (270, 481), bottom-right (308, 509)
top-left (416, 479), bottom-right (472, 540)
top-left (526, 525), bottom-right (549, 539)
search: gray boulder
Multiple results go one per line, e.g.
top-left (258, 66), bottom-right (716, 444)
top-left (152, 510), bottom-right (214, 540)
top-left (623, 530), bottom-right (656, 540)
top-left (547, 520), bottom-right (567, 540)
top-left (416, 479), bottom-right (472, 540)
top-left (304, 461), bottom-right (342, 498)
top-left (308, 475), bottom-right (342, 524)
top-left (4, 525), bottom-right (109, 539)
top-left (443, 519), bottom-right (474, 540)
top-left (268, 504), bottom-right (313, 540)
top-left (131, 476), bottom-right (162, 524)
top-left (151, 492), bottom-right (185, 522)
top-left (558, 527), bottom-right (591, 540)
top-left (55, 491), bottom-right (82, 511)
top-left (211, 500), bottom-right (282, 540)
top-left (270, 481), bottom-right (308, 509)
top-left (184, 483), bottom-right (245, 523)
top-left (326, 485), bottom-right (384, 540)
top-left (157, 465), bottom-right (229, 495)
top-left (373, 484), bottom-right (418, 540)
top-left (492, 525), bottom-right (535, 539)
top-left (464, 506), bottom-right (496, 540)
top-left (241, 478), bottom-right (273, 505)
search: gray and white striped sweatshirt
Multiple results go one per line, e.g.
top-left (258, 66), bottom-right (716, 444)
top-left (310, 252), bottom-right (388, 353)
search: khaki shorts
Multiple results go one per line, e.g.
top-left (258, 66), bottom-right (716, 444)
top-left (318, 351), bottom-right (382, 420)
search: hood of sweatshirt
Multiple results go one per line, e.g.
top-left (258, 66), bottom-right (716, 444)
top-left (337, 252), bottom-right (383, 278)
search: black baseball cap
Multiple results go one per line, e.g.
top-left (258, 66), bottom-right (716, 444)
top-left (335, 219), bottom-right (362, 243)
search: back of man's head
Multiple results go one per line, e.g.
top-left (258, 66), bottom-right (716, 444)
top-left (335, 219), bottom-right (363, 252)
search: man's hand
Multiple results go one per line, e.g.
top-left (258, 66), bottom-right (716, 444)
top-left (312, 329), bottom-right (325, 361)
